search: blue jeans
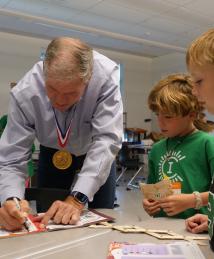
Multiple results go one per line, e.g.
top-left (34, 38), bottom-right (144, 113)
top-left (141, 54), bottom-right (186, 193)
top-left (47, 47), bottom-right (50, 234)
top-left (37, 145), bottom-right (116, 209)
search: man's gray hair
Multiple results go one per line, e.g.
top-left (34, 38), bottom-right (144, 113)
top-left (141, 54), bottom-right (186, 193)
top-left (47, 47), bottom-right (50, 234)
top-left (43, 37), bottom-right (93, 82)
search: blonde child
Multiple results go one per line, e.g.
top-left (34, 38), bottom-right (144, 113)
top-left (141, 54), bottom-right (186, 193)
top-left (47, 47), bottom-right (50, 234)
top-left (143, 74), bottom-right (214, 220)
top-left (185, 28), bottom-right (214, 251)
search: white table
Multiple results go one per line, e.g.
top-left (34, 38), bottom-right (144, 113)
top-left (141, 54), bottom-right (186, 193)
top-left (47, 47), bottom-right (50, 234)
top-left (0, 208), bottom-right (212, 259)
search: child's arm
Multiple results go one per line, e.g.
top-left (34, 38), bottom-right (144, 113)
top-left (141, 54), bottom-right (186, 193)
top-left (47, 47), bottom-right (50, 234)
top-left (142, 198), bottom-right (161, 216)
top-left (158, 192), bottom-right (208, 216)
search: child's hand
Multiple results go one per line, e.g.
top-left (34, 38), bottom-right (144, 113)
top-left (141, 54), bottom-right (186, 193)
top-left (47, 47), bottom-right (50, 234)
top-left (185, 214), bottom-right (208, 233)
top-left (158, 194), bottom-right (194, 216)
top-left (142, 198), bottom-right (161, 216)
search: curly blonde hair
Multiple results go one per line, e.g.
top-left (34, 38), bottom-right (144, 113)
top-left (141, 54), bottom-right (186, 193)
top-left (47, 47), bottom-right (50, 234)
top-left (186, 28), bottom-right (214, 67)
top-left (148, 74), bottom-right (213, 132)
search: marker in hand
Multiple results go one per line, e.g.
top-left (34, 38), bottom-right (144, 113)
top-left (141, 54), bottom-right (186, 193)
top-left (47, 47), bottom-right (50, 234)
top-left (13, 197), bottom-right (35, 232)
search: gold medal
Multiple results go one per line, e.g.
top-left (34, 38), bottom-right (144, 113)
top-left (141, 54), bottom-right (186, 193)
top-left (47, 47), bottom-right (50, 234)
top-left (52, 150), bottom-right (72, 170)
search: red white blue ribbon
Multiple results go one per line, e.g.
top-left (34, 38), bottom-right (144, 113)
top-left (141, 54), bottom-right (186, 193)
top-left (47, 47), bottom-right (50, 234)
top-left (53, 109), bottom-right (73, 148)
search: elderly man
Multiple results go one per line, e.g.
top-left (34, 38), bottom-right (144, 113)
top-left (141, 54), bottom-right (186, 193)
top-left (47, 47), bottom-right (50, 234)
top-left (0, 37), bottom-right (123, 230)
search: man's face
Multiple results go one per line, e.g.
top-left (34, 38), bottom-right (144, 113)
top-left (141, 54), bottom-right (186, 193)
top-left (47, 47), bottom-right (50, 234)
top-left (45, 78), bottom-right (86, 111)
top-left (189, 64), bottom-right (214, 114)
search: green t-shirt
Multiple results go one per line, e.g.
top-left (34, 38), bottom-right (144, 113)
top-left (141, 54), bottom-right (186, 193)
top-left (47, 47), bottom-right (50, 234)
top-left (0, 115), bottom-right (7, 137)
top-left (208, 177), bottom-right (214, 250)
top-left (147, 131), bottom-right (214, 219)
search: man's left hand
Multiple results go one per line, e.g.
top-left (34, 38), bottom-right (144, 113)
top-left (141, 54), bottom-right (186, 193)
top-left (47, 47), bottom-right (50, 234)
top-left (41, 196), bottom-right (84, 225)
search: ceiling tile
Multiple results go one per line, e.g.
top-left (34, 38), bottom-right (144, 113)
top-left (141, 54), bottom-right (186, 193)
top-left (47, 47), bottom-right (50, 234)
top-left (184, 0), bottom-right (214, 17)
top-left (41, 0), bottom-right (102, 10)
top-left (163, 6), bottom-right (214, 27)
top-left (112, 0), bottom-right (176, 14)
top-left (172, 25), bottom-right (214, 48)
top-left (131, 26), bottom-right (178, 45)
top-left (91, 35), bottom-right (174, 57)
top-left (0, 0), bottom-right (11, 8)
top-left (164, 0), bottom-right (195, 6)
top-left (87, 1), bottom-right (152, 24)
top-left (66, 13), bottom-right (180, 49)
top-left (0, 14), bottom-right (49, 34)
top-left (5, 0), bottom-right (81, 20)
top-left (141, 15), bottom-right (195, 34)
top-left (68, 12), bottom-right (131, 33)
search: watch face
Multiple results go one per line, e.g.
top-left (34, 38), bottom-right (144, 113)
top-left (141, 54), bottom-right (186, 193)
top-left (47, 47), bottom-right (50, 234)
top-left (72, 192), bottom-right (88, 204)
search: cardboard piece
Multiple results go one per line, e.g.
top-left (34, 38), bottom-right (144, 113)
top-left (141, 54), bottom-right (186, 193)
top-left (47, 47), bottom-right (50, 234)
top-left (89, 222), bottom-right (209, 245)
top-left (140, 179), bottom-right (173, 200)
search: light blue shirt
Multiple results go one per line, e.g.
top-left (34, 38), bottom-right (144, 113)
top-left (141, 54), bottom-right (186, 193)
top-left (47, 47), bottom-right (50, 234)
top-left (0, 51), bottom-right (123, 203)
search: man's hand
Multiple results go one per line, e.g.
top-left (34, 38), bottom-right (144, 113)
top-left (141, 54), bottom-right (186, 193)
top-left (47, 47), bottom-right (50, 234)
top-left (142, 198), bottom-right (161, 216)
top-left (185, 214), bottom-right (208, 234)
top-left (41, 196), bottom-right (84, 226)
top-left (0, 199), bottom-right (30, 231)
top-left (158, 194), bottom-right (194, 216)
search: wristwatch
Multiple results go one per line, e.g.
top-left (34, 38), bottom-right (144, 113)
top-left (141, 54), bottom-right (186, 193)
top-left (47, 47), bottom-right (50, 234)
top-left (71, 191), bottom-right (88, 205)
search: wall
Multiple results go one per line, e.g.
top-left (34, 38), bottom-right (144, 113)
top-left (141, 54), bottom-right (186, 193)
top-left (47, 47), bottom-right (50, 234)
top-left (0, 32), bottom-right (153, 132)
top-left (98, 48), bottom-right (152, 131)
top-left (0, 32), bottom-right (49, 115)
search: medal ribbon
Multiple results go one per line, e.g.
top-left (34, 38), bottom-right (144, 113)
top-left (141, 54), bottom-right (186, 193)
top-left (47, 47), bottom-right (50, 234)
top-left (53, 108), bottom-right (73, 148)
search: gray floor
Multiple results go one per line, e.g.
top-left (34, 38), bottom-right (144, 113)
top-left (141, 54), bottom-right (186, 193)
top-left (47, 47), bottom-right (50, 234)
top-left (115, 163), bottom-right (150, 223)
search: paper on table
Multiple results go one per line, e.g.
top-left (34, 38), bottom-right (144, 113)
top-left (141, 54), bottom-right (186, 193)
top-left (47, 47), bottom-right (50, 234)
top-left (0, 215), bottom-right (44, 238)
top-left (47, 209), bottom-right (114, 231)
top-left (0, 209), bottom-right (114, 239)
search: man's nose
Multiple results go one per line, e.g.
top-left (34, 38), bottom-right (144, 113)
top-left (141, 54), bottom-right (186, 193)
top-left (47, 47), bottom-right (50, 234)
top-left (55, 94), bottom-right (67, 104)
